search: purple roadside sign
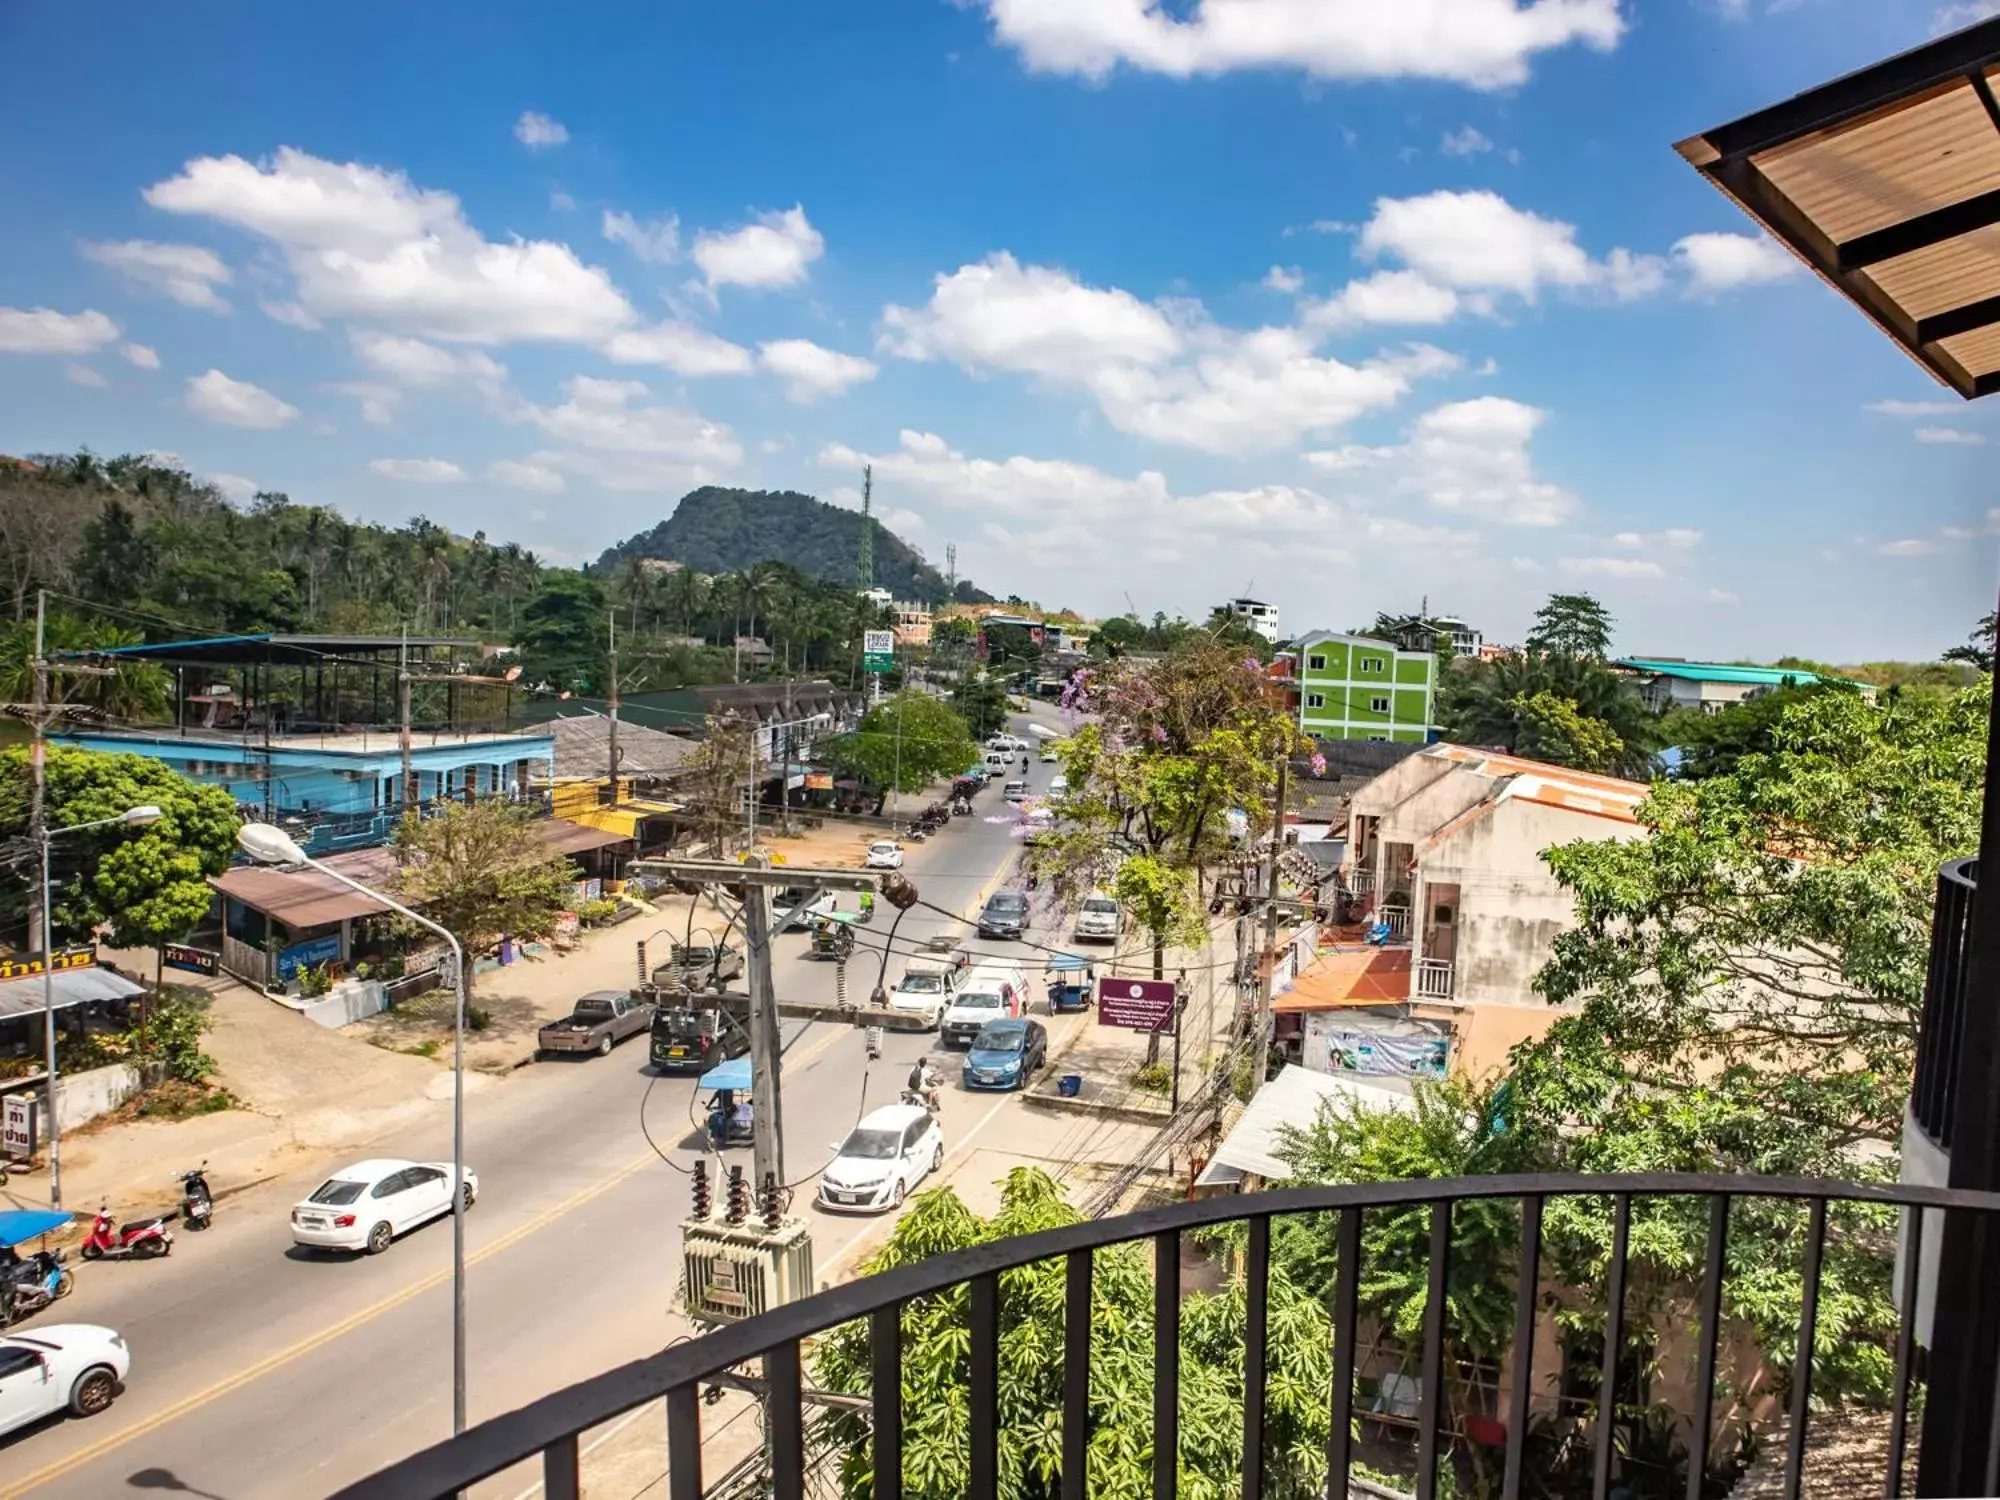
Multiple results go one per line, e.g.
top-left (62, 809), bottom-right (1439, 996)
top-left (1096, 976), bottom-right (1177, 1031)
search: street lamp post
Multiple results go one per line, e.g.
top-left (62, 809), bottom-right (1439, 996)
top-left (40, 804), bottom-right (163, 1212)
top-left (234, 822), bottom-right (470, 1436)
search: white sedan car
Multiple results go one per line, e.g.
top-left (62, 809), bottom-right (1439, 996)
top-left (817, 1104), bottom-right (944, 1213)
top-left (865, 840), bottom-right (904, 870)
top-left (0, 1325), bottom-right (129, 1436)
top-left (290, 1158), bottom-right (478, 1255)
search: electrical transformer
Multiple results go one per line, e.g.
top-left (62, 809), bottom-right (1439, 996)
top-left (682, 1216), bottom-right (815, 1326)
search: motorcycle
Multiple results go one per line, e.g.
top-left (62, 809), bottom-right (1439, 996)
top-left (1, 1250), bottom-right (72, 1327)
top-left (178, 1161), bottom-right (214, 1230)
top-left (79, 1203), bottom-right (173, 1261)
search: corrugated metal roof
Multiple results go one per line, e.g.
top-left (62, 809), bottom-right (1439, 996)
top-left (1615, 658), bottom-right (1828, 687)
top-left (0, 965), bottom-right (146, 1020)
top-left (1197, 1065), bottom-right (1414, 1185)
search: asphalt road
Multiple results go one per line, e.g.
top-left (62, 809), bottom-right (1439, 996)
top-left (0, 712), bottom-right (1083, 1499)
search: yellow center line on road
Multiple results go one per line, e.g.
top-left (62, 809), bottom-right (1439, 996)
top-left (2, 1148), bottom-right (663, 1499)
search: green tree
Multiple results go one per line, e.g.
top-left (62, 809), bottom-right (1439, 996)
top-left (389, 798), bottom-right (576, 999)
top-left (814, 1167), bottom-right (1337, 1500)
top-left (1943, 610), bottom-right (1996, 673)
top-left (1437, 649), bottom-right (1656, 777)
top-left (826, 692), bottom-right (979, 796)
top-left (0, 612), bottom-right (171, 724)
top-left (1525, 592), bottom-right (1615, 660)
top-left (516, 569), bottom-right (608, 693)
top-left (677, 712), bottom-right (759, 855)
top-left (1533, 680), bottom-right (1985, 1150)
top-left (1660, 682), bottom-right (1849, 780)
top-left (951, 669), bottom-right (1011, 740)
top-left (1506, 690), bottom-right (1625, 774)
top-left (0, 746), bottom-right (239, 948)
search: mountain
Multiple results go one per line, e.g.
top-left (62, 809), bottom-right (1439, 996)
top-left (592, 486), bottom-right (993, 606)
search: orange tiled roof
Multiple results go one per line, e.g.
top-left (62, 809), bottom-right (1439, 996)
top-left (1273, 947), bottom-right (1412, 1012)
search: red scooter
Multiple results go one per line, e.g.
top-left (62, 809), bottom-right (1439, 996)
top-left (79, 1203), bottom-right (173, 1261)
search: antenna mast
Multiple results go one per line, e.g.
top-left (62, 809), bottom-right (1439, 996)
top-left (945, 541), bottom-right (957, 601)
top-left (857, 465), bottom-right (874, 591)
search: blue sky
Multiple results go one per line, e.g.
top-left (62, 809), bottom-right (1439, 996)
top-left (1, 0), bottom-right (1993, 663)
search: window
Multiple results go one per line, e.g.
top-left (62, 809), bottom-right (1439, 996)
top-left (0, 1348), bottom-right (42, 1380)
top-left (1370, 696), bottom-right (1390, 713)
top-left (1360, 657), bottom-right (1385, 674)
top-left (1305, 693), bottom-right (1325, 709)
top-left (372, 1171), bottom-right (411, 1198)
top-left (1368, 735), bottom-right (1389, 743)
top-left (1307, 654), bottom-right (1326, 671)
top-left (902, 1120), bottom-right (928, 1152)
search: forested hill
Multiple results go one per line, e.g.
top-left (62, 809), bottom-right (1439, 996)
top-left (593, 486), bottom-right (992, 606)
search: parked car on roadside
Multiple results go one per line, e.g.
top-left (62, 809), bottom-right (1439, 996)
top-left (962, 1017), bottom-right (1048, 1090)
top-left (650, 943), bottom-right (744, 991)
top-left (0, 1324), bottom-right (130, 1435)
top-left (865, 840), bottom-right (904, 869)
top-left (290, 1159), bottom-right (477, 1255)
top-left (816, 1104), bottom-right (943, 1213)
top-left (537, 991), bottom-right (654, 1057)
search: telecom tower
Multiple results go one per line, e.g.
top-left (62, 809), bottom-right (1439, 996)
top-left (856, 465), bottom-right (874, 591)
top-left (945, 542), bottom-right (956, 601)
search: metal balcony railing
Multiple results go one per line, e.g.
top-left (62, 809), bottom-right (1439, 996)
top-left (1414, 957), bottom-right (1454, 1001)
top-left (331, 1173), bottom-right (2000, 1500)
top-left (1911, 857), bottom-right (1976, 1152)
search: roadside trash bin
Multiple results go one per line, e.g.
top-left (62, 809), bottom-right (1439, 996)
top-left (499, 938), bottom-right (515, 965)
top-left (1058, 1074), bottom-right (1083, 1098)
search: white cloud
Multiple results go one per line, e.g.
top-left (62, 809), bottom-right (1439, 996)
top-left (120, 343), bottom-right (160, 370)
top-left (759, 339), bottom-right (879, 401)
top-left (262, 300), bottom-right (321, 329)
top-left (1262, 265), bottom-right (1305, 294)
top-left (1303, 269), bottom-right (1461, 330)
top-left (1441, 126), bottom-right (1493, 156)
top-left (514, 111), bottom-right (569, 149)
top-left (1878, 537), bottom-right (1946, 557)
top-left (1607, 527), bottom-right (1702, 551)
top-left (602, 321), bottom-right (755, 376)
top-left (1706, 587), bottom-right (1740, 605)
top-left (1867, 398), bottom-right (1959, 416)
top-left (185, 368), bottom-right (299, 428)
top-left (1558, 556), bottom-right (1664, 578)
top-left (691, 205), bottom-right (824, 292)
top-left (500, 376), bottom-right (743, 485)
top-left (550, 189), bottom-right (577, 213)
top-left (1934, 1), bottom-right (2000, 33)
top-left (64, 364), bottom-right (106, 388)
top-left (1672, 232), bottom-right (1797, 294)
top-left (975, 0), bottom-right (1625, 90)
top-left (348, 329), bottom-right (506, 389)
top-left (369, 457), bottom-right (466, 483)
top-left (1358, 189), bottom-right (1658, 303)
top-left (488, 459), bottom-right (566, 493)
top-left (1511, 556), bottom-right (1544, 573)
top-left (79, 239), bottom-right (233, 311)
top-left (1915, 426), bottom-right (1987, 445)
top-left (205, 472), bottom-right (259, 503)
top-left (1305, 395), bottom-right (1579, 525)
top-left (0, 306), bottom-right (119, 355)
top-left (146, 147), bottom-right (635, 344)
top-left (881, 251), bottom-right (1181, 376)
top-left (602, 209), bottom-right (680, 264)
top-left (326, 382), bottom-right (401, 426)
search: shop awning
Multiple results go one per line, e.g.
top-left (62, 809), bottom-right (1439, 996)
top-left (533, 818), bottom-right (635, 856)
top-left (562, 800), bottom-right (682, 838)
top-left (1272, 947), bottom-right (1412, 1012)
top-left (0, 965), bottom-right (145, 1022)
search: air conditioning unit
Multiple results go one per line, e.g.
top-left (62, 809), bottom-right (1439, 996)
top-left (682, 1217), bottom-right (815, 1326)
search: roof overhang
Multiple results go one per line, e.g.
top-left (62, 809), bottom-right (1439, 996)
top-left (1676, 17), bottom-right (2000, 399)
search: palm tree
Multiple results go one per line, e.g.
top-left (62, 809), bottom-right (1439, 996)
top-left (741, 562), bottom-right (786, 654)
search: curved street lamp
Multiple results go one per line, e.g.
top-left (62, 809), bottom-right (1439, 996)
top-left (234, 821), bottom-right (470, 1436)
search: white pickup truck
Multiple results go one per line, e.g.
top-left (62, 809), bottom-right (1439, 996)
top-left (886, 954), bottom-right (970, 1029)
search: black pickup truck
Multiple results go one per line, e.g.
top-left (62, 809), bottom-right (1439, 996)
top-left (537, 991), bottom-right (655, 1058)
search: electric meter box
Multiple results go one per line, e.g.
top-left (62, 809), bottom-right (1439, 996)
top-left (682, 1217), bottom-right (815, 1325)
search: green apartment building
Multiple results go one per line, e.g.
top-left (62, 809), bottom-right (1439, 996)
top-left (1291, 630), bottom-right (1436, 743)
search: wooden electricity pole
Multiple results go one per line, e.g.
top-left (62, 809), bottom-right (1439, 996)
top-left (1249, 755), bottom-right (1288, 1092)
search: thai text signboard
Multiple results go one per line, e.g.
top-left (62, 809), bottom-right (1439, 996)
top-left (1096, 976), bottom-right (1176, 1031)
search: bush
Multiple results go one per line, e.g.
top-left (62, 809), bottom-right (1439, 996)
top-left (576, 898), bottom-right (619, 925)
top-left (297, 962), bottom-right (335, 998)
top-left (1131, 1062), bottom-right (1172, 1094)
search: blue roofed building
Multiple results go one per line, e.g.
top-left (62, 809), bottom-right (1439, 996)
top-left (1612, 657), bottom-right (1877, 715)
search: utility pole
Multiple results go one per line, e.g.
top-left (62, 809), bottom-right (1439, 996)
top-left (606, 610), bottom-right (621, 792)
top-left (398, 630), bottom-right (416, 810)
top-left (779, 647), bottom-right (793, 835)
top-left (741, 853), bottom-right (786, 1188)
top-left (945, 541), bottom-right (956, 602)
top-left (26, 591), bottom-right (47, 945)
top-left (1249, 755), bottom-right (1288, 1091)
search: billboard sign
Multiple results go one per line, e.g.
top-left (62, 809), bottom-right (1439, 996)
top-left (1096, 976), bottom-right (1177, 1031)
top-left (862, 629), bottom-right (895, 674)
top-left (163, 942), bottom-right (219, 976)
top-left (3, 1095), bottom-right (37, 1159)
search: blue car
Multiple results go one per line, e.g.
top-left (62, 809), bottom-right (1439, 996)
top-left (962, 1018), bottom-right (1049, 1091)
